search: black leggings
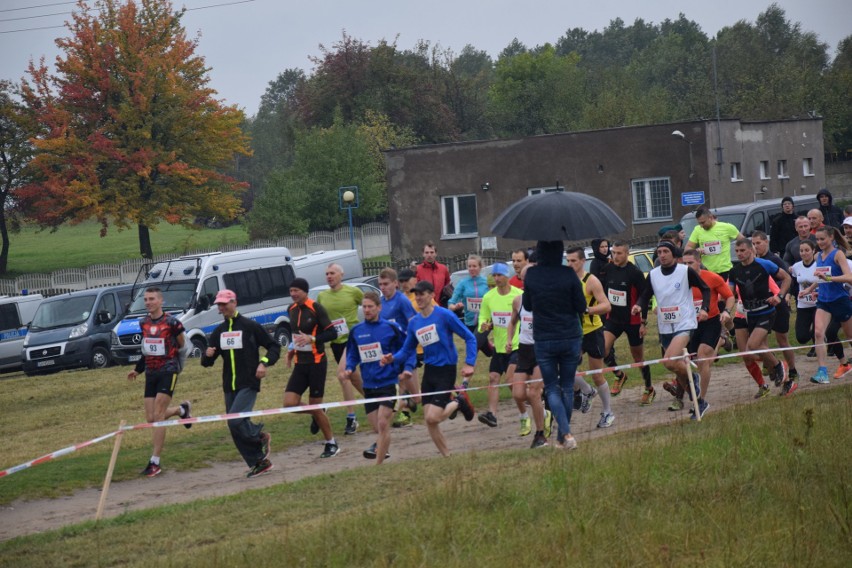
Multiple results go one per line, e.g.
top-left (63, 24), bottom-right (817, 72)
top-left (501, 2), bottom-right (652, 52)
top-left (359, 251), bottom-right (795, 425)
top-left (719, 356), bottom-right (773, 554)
top-left (796, 307), bottom-right (844, 359)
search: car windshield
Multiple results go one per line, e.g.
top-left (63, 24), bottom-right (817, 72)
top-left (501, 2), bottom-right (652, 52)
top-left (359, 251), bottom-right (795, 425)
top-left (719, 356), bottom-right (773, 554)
top-left (128, 281), bottom-right (197, 314)
top-left (30, 296), bottom-right (96, 331)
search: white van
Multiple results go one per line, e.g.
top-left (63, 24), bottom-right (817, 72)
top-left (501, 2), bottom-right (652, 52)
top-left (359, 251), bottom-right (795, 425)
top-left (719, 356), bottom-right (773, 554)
top-left (0, 294), bottom-right (44, 371)
top-left (292, 250), bottom-right (363, 288)
top-left (110, 247), bottom-right (296, 365)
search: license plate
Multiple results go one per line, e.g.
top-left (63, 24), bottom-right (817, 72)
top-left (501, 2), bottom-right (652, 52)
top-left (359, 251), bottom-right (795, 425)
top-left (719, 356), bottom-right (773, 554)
top-left (37, 360), bottom-right (55, 367)
top-left (129, 354), bottom-right (141, 362)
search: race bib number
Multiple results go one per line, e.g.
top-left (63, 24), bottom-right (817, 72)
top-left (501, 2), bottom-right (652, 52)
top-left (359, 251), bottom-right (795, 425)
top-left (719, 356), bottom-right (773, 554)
top-left (492, 311), bottom-right (512, 328)
top-left (358, 342), bottom-right (383, 363)
top-left (466, 297), bottom-right (482, 313)
top-left (415, 324), bottom-right (439, 347)
top-left (815, 267), bottom-right (830, 277)
top-left (658, 305), bottom-right (682, 323)
top-left (801, 293), bottom-right (816, 305)
top-left (332, 318), bottom-right (349, 337)
top-left (704, 241), bottom-right (722, 255)
top-left (220, 331), bottom-right (243, 350)
top-left (142, 337), bottom-right (166, 357)
top-left (608, 289), bottom-right (627, 307)
top-left (521, 314), bottom-right (533, 333)
top-left (694, 300), bottom-right (703, 315)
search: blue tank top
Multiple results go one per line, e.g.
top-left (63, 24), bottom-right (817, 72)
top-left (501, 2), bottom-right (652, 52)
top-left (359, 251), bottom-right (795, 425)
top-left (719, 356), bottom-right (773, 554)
top-left (816, 248), bottom-right (847, 303)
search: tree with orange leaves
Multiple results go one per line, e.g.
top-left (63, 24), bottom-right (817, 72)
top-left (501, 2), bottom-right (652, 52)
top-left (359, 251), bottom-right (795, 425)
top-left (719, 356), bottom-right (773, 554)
top-left (21, 0), bottom-right (249, 259)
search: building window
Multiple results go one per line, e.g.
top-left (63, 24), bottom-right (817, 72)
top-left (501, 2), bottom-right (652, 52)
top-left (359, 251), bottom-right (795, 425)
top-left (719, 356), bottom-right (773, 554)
top-left (632, 177), bottom-right (672, 223)
top-left (731, 162), bottom-right (743, 181)
top-left (803, 157), bottom-right (814, 176)
top-left (527, 186), bottom-right (563, 196)
top-left (759, 161), bottom-right (770, 180)
top-left (778, 159), bottom-right (788, 178)
top-left (441, 194), bottom-right (478, 237)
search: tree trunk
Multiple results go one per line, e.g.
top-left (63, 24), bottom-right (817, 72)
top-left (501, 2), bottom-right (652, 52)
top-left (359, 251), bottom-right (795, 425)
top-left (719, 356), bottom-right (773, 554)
top-left (0, 206), bottom-right (8, 275)
top-left (138, 224), bottom-right (153, 259)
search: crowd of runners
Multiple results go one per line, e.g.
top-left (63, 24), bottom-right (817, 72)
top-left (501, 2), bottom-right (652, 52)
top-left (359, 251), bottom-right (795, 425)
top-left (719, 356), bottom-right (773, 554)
top-left (129, 191), bottom-right (852, 479)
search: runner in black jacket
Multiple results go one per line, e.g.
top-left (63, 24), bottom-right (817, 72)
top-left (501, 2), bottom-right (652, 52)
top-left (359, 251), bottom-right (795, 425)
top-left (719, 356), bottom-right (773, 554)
top-left (201, 289), bottom-right (281, 478)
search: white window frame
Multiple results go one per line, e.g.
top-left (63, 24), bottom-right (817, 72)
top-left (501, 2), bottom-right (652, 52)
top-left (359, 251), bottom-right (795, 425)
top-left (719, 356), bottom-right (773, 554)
top-left (731, 162), bottom-right (743, 182)
top-left (778, 159), bottom-right (789, 179)
top-left (759, 160), bottom-right (770, 180)
top-left (440, 194), bottom-right (478, 239)
top-left (803, 157), bottom-right (814, 177)
top-left (631, 177), bottom-right (672, 224)
top-left (527, 186), bottom-right (563, 196)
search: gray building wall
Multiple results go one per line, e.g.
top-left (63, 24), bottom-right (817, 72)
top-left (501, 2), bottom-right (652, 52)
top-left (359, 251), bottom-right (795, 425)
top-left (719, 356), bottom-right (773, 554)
top-left (385, 119), bottom-right (824, 259)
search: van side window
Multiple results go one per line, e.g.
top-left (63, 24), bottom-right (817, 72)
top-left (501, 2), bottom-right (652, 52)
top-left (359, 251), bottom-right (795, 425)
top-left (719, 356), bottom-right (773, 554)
top-left (224, 271), bottom-right (262, 305)
top-left (117, 290), bottom-right (132, 314)
top-left (743, 211), bottom-right (766, 236)
top-left (0, 303), bottom-right (21, 331)
top-left (97, 293), bottom-right (117, 320)
top-left (260, 266), bottom-right (289, 301)
top-left (200, 276), bottom-right (219, 306)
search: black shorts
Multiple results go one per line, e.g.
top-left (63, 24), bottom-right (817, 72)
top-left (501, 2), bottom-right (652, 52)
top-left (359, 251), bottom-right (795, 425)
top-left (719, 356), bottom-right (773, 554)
top-left (772, 301), bottom-right (790, 334)
top-left (144, 371), bottom-right (178, 398)
top-left (286, 360), bottom-right (328, 398)
top-left (416, 353), bottom-right (424, 369)
top-left (603, 320), bottom-right (644, 347)
top-left (515, 343), bottom-right (537, 375)
top-left (581, 328), bottom-right (605, 359)
top-left (330, 343), bottom-right (347, 364)
top-left (489, 351), bottom-right (519, 375)
top-left (689, 315), bottom-right (723, 352)
top-left (421, 364), bottom-right (457, 408)
top-left (734, 316), bottom-right (748, 330)
top-left (364, 385), bottom-right (397, 414)
top-left (746, 310), bottom-right (776, 334)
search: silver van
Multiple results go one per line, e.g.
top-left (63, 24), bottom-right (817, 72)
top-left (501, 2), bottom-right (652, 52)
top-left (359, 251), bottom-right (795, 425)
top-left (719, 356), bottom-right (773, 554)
top-left (22, 285), bottom-right (133, 375)
top-left (0, 294), bottom-right (44, 372)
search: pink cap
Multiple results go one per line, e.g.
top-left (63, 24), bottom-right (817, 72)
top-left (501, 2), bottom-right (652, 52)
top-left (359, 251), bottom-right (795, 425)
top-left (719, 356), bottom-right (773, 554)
top-left (214, 289), bottom-right (237, 304)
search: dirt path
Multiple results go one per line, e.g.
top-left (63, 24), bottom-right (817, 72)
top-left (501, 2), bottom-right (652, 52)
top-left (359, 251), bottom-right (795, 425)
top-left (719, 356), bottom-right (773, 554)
top-left (0, 356), bottom-right (841, 541)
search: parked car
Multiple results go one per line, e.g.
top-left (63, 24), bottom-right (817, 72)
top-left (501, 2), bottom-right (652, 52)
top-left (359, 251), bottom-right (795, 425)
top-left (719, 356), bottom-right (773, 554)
top-left (0, 294), bottom-right (44, 372)
top-left (292, 249), bottom-right (363, 289)
top-left (583, 248), bottom-right (655, 275)
top-left (308, 281), bottom-right (381, 323)
top-left (23, 284), bottom-right (133, 375)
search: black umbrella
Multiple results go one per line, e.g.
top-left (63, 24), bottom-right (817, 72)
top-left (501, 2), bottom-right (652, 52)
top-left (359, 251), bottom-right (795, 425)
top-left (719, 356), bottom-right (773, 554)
top-left (490, 191), bottom-right (627, 241)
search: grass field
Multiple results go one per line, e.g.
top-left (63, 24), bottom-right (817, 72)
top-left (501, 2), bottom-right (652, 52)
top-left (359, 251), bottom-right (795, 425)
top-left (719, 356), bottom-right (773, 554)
top-left (0, 384), bottom-right (849, 566)
top-left (3, 221), bottom-right (251, 276)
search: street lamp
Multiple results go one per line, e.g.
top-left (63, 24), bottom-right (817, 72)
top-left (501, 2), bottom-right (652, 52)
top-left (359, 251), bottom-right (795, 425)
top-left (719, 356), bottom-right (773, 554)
top-left (338, 186), bottom-right (359, 250)
top-left (671, 130), bottom-right (694, 179)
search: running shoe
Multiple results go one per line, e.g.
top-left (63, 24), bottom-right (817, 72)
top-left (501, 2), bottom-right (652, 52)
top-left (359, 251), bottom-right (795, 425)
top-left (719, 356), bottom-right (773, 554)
top-left (455, 391), bottom-right (475, 421)
top-left (543, 410), bottom-right (553, 439)
top-left (180, 400), bottom-right (192, 429)
top-left (580, 389), bottom-right (597, 414)
top-left (320, 442), bottom-right (340, 458)
top-left (246, 459), bottom-right (273, 478)
top-left (810, 368), bottom-right (830, 385)
top-left (573, 390), bottom-right (582, 410)
top-left (834, 362), bottom-right (852, 379)
top-left (310, 416), bottom-right (319, 435)
top-left (789, 368), bottom-right (799, 381)
top-left (344, 416), bottom-right (359, 435)
top-left (596, 412), bottom-right (615, 429)
top-left (519, 416), bottom-right (532, 437)
top-left (639, 387), bottom-right (656, 406)
top-left (478, 411), bottom-right (498, 428)
top-left (773, 361), bottom-right (788, 387)
top-left (662, 380), bottom-right (684, 399)
top-left (141, 461), bottom-right (161, 478)
top-left (362, 443), bottom-right (390, 460)
top-left (690, 399), bottom-right (710, 421)
top-left (557, 436), bottom-right (578, 450)
top-left (392, 411), bottom-right (412, 427)
top-left (720, 329), bottom-right (733, 352)
top-left (687, 372), bottom-right (701, 401)
top-left (668, 398), bottom-right (684, 411)
top-left (781, 381), bottom-right (799, 397)
top-left (806, 347), bottom-right (816, 358)
top-left (530, 433), bottom-right (549, 449)
top-left (610, 373), bottom-right (628, 396)
top-left (260, 432), bottom-right (271, 461)
top-left (754, 384), bottom-right (771, 398)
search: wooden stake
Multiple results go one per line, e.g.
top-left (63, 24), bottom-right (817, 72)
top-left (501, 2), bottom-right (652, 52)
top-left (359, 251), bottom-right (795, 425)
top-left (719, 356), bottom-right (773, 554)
top-left (683, 349), bottom-right (701, 421)
top-left (96, 420), bottom-right (126, 521)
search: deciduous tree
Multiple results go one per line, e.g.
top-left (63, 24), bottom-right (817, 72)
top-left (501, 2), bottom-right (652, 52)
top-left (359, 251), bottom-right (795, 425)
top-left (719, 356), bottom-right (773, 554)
top-left (21, 0), bottom-right (249, 259)
top-left (0, 81), bottom-right (34, 274)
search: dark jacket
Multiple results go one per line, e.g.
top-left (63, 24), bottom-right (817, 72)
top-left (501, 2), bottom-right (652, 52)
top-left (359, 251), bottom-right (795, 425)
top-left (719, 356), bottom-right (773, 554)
top-left (769, 211), bottom-right (798, 255)
top-left (589, 239), bottom-right (610, 280)
top-left (817, 188), bottom-right (844, 229)
top-left (200, 312), bottom-right (281, 393)
top-left (522, 240), bottom-right (586, 341)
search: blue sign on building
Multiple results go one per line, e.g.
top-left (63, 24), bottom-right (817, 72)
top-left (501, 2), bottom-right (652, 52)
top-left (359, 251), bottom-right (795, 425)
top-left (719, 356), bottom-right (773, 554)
top-left (681, 191), bottom-right (705, 206)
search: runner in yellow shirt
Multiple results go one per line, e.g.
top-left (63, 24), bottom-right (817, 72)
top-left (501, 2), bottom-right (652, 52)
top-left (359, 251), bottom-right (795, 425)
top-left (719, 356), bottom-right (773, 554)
top-left (686, 207), bottom-right (744, 278)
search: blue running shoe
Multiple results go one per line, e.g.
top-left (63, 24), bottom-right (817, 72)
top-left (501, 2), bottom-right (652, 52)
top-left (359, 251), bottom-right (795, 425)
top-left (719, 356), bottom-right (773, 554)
top-left (810, 367), bottom-right (830, 385)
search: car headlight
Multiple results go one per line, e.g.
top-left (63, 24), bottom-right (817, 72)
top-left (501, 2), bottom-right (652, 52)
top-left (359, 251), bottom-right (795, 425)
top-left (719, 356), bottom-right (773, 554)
top-left (23, 333), bottom-right (30, 347)
top-left (110, 331), bottom-right (120, 346)
top-left (69, 322), bottom-right (89, 339)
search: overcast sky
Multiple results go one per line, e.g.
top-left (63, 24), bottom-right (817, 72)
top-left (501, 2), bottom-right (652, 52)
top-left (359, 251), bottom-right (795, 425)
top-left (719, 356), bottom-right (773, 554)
top-left (1, 0), bottom-right (849, 116)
